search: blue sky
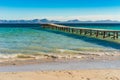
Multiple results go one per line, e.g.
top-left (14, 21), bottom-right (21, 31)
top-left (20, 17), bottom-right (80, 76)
top-left (0, 0), bottom-right (120, 20)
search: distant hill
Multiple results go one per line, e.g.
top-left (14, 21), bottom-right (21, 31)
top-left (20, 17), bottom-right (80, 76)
top-left (0, 19), bottom-right (120, 23)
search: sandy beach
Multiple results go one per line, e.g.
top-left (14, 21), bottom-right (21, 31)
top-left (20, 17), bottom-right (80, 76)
top-left (0, 70), bottom-right (120, 80)
top-left (0, 52), bottom-right (120, 80)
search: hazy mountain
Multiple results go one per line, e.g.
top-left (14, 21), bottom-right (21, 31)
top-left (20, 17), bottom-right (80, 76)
top-left (66, 19), bottom-right (81, 23)
top-left (95, 20), bottom-right (120, 23)
top-left (0, 19), bottom-right (119, 23)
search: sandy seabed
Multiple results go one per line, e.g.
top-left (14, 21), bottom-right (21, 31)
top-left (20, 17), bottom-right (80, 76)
top-left (0, 70), bottom-right (120, 80)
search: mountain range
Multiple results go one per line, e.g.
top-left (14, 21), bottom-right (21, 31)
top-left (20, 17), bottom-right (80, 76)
top-left (0, 19), bottom-right (120, 23)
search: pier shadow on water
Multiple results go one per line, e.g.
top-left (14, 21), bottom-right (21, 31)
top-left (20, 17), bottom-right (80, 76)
top-left (32, 27), bottom-right (120, 50)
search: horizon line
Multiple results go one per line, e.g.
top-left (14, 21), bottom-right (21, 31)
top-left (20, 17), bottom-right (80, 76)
top-left (0, 19), bottom-right (120, 21)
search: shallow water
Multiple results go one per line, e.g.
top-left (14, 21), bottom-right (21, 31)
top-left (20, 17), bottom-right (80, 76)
top-left (0, 24), bottom-right (119, 57)
top-left (0, 59), bottom-right (120, 72)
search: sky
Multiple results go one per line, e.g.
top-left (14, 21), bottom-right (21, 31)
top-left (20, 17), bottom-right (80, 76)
top-left (0, 0), bottom-right (120, 21)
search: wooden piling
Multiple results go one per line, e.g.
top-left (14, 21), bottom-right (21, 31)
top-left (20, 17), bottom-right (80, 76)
top-left (41, 23), bottom-right (120, 40)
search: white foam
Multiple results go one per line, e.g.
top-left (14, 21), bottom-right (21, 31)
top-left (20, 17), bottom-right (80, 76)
top-left (0, 54), bottom-right (18, 59)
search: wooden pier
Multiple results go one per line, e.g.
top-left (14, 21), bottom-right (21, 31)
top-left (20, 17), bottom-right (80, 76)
top-left (41, 23), bottom-right (120, 39)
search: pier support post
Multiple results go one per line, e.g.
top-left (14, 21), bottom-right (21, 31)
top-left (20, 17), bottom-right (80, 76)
top-left (90, 30), bottom-right (92, 36)
top-left (71, 28), bottom-right (74, 33)
top-left (84, 30), bottom-right (87, 35)
top-left (116, 32), bottom-right (118, 39)
top-left (80, 29), bottom-right (82, 34)
top-left (96, 31), bottom-right (99, 37)
top-left (103, 31), bottom-right (106, 38)
top-left (68, 28), bottom-right (71, 33)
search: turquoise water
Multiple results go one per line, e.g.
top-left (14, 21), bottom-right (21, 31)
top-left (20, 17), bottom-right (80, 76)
top-left (0, 24), bottom-right (119, 56)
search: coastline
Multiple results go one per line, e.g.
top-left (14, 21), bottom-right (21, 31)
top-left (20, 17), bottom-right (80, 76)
top-left (0, 50), bottom-right (120, 67)
top-left (0, 51), bottom-right (120, 80)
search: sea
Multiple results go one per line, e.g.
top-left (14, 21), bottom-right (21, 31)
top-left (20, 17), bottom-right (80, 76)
top-left (0, 23), bottom-right (120, 57)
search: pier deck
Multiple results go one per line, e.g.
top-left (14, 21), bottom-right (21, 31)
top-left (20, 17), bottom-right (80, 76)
top-left (41, 23), bottom-right (120, 39)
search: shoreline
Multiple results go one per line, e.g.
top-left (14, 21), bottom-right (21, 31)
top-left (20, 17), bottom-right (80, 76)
top-left (0, 50), bottom-right (120, 67)
top-left (0, 51), bottom-right (120, 80)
